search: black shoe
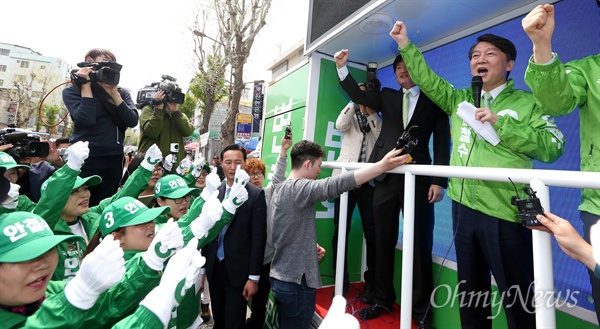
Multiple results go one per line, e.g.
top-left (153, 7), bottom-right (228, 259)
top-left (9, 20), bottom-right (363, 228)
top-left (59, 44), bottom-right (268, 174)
top-left (200, 303), bottom-right (211, 322)
top-left (360, 287), bottom-right (374, 304)
top-left (358, 304), bottom-right (392, 320)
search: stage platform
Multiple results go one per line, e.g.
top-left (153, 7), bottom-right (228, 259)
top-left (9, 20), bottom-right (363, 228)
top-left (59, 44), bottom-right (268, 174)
top-left (314, 282), bottom-right (418, 329)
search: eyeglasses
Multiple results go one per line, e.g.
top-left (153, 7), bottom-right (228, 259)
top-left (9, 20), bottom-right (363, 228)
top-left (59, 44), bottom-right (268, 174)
top-left (152, 167), bottom-right (164, 174)
top-left (167, 195), bottom-right (193, 204)
top-left (198, 172), bottom-right (209, 178)
top-left (249, 172), bottom-right (264, 178)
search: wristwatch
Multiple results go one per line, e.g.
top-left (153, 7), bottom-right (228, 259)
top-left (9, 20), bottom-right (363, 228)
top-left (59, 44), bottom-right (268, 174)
top-left (249, 278), bottom-right (259, 284)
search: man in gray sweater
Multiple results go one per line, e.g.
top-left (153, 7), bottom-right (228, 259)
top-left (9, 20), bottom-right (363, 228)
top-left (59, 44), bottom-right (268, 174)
top-left (268, 140), bottom-right (410, 329)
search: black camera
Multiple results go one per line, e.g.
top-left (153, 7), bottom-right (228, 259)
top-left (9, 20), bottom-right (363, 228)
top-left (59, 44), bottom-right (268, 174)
top-left (511, 187), bottom-right (544, 226)
top-left (395, 125), bottom-right (418, 159)
top-left (136, 75), bottom-right (185, 109)
top-left (0, 130), bottom-right (49, 161)
top-left (71, 61), bottom-right (122, 85)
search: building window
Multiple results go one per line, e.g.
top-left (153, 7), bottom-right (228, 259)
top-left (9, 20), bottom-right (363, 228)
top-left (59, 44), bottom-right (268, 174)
top-left (20, 61), bottom-right (30, 68)
top-left (0, 65), bottom-right (6, 72)
top-left (17, 75), bottom-right (26, 82)
top-left (40, 65), bottom-right (46, 70)
top-left (0, 79), bottom-right (3, 86)
top-left (0, 48), bottom-right (9, 56)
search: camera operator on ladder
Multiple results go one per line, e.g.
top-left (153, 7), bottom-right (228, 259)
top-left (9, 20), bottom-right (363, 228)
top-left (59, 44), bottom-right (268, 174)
top-left (137, 81), bottom-right (194, 172)
top-left (62, 48), bottom-right (139, 207)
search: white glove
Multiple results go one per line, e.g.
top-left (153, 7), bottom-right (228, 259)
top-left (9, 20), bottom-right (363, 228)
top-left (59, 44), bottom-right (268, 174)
top-left (163, 154), bottom-right (175, 172)
top-left (191, 191), bottom-right (223, 239)
top-left (191, 156), bottom-right (206, 178)
top-left (139, 238), bottom-right (205, 327)
top-left (200, 169), bottom-right (222, 201)
top-left (66, 141), bottom-right (89, 171)
top-left (141, 144), bottom-right (163, 171)
top-left (142, 218), bottom-right (184, 271)
top-left (1, 183), bottom-right (20, 209)
top-left (319, 295), bottom-right (359, 329)
top-left (222, 165), bottom-right (249, 215)
top-left (176, 158), bottom-right (192, 176)
top-left (64, 235), bottom-right (126, 310)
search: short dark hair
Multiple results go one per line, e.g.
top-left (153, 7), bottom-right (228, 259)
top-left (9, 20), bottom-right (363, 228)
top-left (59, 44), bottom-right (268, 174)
top-left (84, 48), bottom-right (116, 62)
top-left (392, 54), bottom-right (404, 70)
top-left (468, 34), bottom-right (516, 62)
top-left (468, 34), bottom-right (516, 79)
top-left (221, 144), bottom-right (247, 162)
top-left (55, 137), bottom-right (70, 147)
top-left (365, 78), bottom-right (381, 92)
top-left (290, 140), bottom-right (325, 169)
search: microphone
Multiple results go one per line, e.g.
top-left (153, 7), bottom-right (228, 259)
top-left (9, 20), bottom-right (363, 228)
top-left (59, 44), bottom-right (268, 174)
top-left (471, 76), bottom-right (483, 108)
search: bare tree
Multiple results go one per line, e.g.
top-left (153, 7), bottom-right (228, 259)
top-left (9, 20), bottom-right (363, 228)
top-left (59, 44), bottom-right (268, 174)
top-left (191, 8), bottom-right (229, 136)
top-left (213, 0), bottom-right (273, 147)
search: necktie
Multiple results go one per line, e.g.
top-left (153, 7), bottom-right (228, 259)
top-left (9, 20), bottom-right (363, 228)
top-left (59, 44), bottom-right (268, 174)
top-left (402, 91), bottom-right (410, 129)
top-left (216, 187), bottom-right (231, 261)
top-left (482, 93), bottom-right (493, 108)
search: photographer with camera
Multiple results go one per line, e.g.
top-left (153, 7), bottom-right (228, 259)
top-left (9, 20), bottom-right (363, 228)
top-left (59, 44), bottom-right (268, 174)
top-left (137, 76), bottom-right (194, 169)
top-left (331, 79), bottom-right (381, 299)
top-left (62, 48), bottom-right (139, 207)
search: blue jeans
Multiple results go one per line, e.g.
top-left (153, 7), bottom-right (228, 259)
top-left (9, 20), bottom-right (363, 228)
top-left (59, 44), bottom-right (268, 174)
top-left (270, 275), bottom-right (316, 329)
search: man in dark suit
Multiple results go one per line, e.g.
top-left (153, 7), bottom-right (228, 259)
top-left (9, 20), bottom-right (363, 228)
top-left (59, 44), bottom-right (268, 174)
top-left (334, 50), bottom-right (450, 328)
top-left (202, 144), bottom-right (267, 329)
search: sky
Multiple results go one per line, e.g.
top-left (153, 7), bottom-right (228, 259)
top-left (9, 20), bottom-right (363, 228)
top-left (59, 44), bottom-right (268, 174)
top-left (0, 0), bottom-right (308, 93)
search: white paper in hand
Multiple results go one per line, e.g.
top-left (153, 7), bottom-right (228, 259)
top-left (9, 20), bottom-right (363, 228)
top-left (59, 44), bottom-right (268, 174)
top-left (456, 101), bottom-right (501, 146)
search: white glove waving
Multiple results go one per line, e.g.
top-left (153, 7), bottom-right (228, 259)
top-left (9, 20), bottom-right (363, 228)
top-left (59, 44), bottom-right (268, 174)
top-left (191, 191), bottom-right (223, 239)
top-left (191, 155), bottom-right (206, 178)
top-left (319, 295), bottom-right (359, 329)
top-left (200, 168), bottom-right (222, 201)
top-left (66, 141), bottom-right (89, 171)
top-left (139, 238), bottom-right (205, 327)
top-left (141, 144), bottom-right (163, 171)
top-left (163, 154), bottom-right (175, 172)
top-left (142, 218), bottom-right (184, 271)
top-left (176, 158), bottom-right (192, 176)
top-left (64, 235), bottom-right (126, 310)
top-left (222, 165), bottom-right (249, 215)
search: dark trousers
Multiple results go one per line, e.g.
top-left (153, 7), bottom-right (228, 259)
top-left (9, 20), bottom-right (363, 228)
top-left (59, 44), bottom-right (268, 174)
top-left (372, 174), bottom-right (434, 323)
top-left (581, 211), bottom-right (600, 324)
top-left (270, 275), bottom-right (315, 329)
top-left (332, 183), bottom-right (376, 291)
top-left (249, 262), bottom-right (271, 329)
top-left (452, 201), bottom-right (536, 329)
top-left (210, 259), bottom-right (248, 329)
top-left (80, 154), bottom-right (123, 207)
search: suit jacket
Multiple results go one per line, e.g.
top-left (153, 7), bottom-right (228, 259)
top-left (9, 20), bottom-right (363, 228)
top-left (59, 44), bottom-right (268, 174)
top-left (203, 182), bottom-right (267, 288)
top-left (340, 72), bottom-right (450, 186)
top-left (332, 101), bottom-right (382, 177)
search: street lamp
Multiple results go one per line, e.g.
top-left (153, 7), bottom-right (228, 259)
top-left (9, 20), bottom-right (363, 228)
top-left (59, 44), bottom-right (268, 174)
top-left (193, 29), bottom-right (234, 107)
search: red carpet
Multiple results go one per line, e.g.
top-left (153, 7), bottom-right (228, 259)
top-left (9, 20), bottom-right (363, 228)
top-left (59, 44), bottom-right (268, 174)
top-left (315, 282), bottom-right (418, 329)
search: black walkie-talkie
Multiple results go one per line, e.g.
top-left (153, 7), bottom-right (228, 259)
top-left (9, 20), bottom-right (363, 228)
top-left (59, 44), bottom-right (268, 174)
top-left (511, 186), bottom-right (544, 226)
top-left (395, 126), bottom-right (418, 163)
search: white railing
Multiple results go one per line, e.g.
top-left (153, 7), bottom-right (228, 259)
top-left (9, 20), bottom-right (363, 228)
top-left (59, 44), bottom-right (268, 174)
top-left (322, 161), bottom-right (600, 329)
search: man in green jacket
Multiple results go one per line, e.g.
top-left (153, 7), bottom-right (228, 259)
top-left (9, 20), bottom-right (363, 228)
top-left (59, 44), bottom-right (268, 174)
top-left (137, 87), bottom-right (194, 168)
top-left (389, 21), bottom-right (565, 329)
top-left (522, 3), bottom-right (600, 323)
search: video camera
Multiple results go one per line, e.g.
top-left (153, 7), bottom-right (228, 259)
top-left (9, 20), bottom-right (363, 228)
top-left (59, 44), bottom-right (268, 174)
top-left (0, 129), bottom-right (49, 162)
top-left (71, 61), bottom-right (122, 85)
top-left (136, 75), bottom-right (186, 109)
